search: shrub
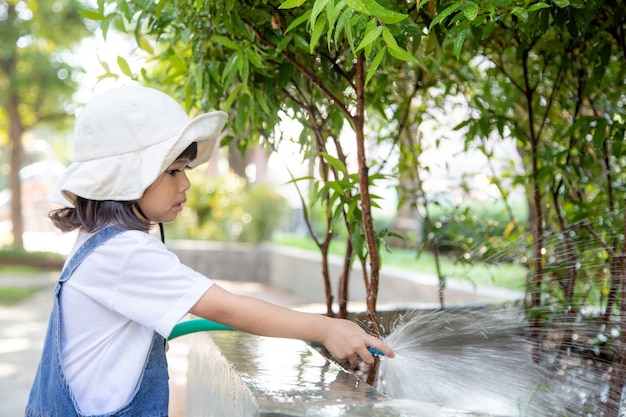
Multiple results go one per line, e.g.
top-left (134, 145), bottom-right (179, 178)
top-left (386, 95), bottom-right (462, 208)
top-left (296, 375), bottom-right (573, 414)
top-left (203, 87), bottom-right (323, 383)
top-left (167, 170), bottom-right (288, 243)
top-left (426, 198), bottom-right (528, 263)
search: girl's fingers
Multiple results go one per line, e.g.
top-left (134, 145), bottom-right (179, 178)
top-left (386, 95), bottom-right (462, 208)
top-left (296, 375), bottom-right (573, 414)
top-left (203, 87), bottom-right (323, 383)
top-left (367, 336), bottom-right (395, 358)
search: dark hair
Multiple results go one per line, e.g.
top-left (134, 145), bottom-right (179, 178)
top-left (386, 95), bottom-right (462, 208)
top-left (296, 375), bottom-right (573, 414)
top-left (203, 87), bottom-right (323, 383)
top-left (49, 142), bottom-right (198, 233)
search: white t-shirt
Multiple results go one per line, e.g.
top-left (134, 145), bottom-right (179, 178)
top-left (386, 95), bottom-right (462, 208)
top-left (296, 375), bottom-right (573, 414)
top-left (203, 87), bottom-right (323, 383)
top-left (60, 229), bottom-right (213, 415)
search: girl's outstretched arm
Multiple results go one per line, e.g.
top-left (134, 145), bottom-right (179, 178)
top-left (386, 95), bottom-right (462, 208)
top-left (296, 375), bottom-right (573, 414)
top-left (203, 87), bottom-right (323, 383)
top-left (189, 284), bottom-right (394, 367)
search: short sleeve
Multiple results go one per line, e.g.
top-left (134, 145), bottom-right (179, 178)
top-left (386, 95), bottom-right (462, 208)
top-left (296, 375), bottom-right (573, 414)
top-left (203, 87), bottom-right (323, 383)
top-left (74, 230), bottom-right (214, 337)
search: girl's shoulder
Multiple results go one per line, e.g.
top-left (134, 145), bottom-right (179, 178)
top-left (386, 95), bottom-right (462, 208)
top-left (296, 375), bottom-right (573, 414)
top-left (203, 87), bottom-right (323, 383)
top-left (107, 229), bottom-right (168, 253)
top-left (79, 228), bottom-right (180, 275)
top-left (74, 228), bottom-right (167, 261)
top-left (77, 227), bottom-right (161, 246)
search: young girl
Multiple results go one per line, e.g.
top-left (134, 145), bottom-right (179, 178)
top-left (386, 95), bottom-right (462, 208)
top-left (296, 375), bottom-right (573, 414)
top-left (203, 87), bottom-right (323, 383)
top-left (25, 86), bottom-right (394, 417)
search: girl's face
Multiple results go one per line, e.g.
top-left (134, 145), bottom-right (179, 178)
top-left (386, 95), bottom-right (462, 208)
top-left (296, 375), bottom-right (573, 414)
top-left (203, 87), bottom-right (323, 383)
top-left (137, 158), bottom-right (192, 224)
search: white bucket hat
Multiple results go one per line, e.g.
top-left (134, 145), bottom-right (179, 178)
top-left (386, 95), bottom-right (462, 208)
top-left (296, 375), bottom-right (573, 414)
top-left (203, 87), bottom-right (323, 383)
top-left (49, 86), bottom-right (228, 207)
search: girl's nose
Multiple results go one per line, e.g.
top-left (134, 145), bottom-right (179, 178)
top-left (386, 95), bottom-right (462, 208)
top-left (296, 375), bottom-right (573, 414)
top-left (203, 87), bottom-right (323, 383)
top-left (180, 171), bottom-right (191, 190)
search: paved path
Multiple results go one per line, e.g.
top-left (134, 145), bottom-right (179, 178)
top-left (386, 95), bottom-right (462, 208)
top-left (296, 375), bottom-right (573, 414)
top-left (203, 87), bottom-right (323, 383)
top-left (0, 273), bottom-right (56, 417)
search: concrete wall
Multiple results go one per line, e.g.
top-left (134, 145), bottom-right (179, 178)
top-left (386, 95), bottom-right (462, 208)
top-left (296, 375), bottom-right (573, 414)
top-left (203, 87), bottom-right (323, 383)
top-left (167, 240), bottom-right (271, 283)
top-left (268, 246), bottom-right (443, 305)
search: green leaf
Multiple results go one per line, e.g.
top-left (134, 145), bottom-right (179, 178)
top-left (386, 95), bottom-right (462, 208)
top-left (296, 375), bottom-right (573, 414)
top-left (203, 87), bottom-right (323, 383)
top-left (222, 53), bottom-right (238, 85)
top-left (345, 14), bottom-right (357, 52)
top-left (344, 0), bottom-right (407, 24)
top-left (310, 0), bottom-right (331, 29)
top-left (279, 0), bottom-right (306, 9)
top-left (321, 152), bottom-right (348, 176)
top-left (430, 2), bottom-right (461, 29)
top-left (526, 2), bottom-right (550, 12)
top-left (238, 50), bottom-right (250, 83)
top-left (246, 48), bottom-right (264, 69)
top-left (276, 34), bottom-right (293, 52)
top-left (155, 0), bottom-right (165, 17)
top-left (286, 10), bottom-right (312, 33)
top-left (334, 8), bottom-right (351, 46)
top-left (138, 36), bottom-right (154, 54)
top-left (293, 34), bottom-right (311, 52)
top-left (79, 9), bottom-right (105, 21)
top-left (382, 27), bottom-right (417, 63)
top-left (117, 56), bottom-right (133, 77)
top-left (98, 56), bottom-right (111, 73)
top-left (213, 35), bottom-right (240, 51)
top-left (169, 54), bottom-right (187, 73)
top-left (463, 2), bottom-right (478, 21)
top-left (356, 24), bottom-right (382, 51)
top-left (327, 0), bottom-right (345, 32)
top-left (310, 16), bottom-right (326, 53)
top-left (453, 26), bottom-right (468, 59)
top-left (365, 46), bottom-right (385, 87)
top-left (97, 72), bottom-right (119, 81)
top-left (254, 90), bottom-right (271, 115)
top-left (287, 175), bottom-right (316, 185)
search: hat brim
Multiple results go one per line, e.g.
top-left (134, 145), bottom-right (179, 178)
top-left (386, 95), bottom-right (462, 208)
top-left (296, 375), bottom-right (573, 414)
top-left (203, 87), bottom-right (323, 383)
top-left (49, 110), bottom-right (228, 208)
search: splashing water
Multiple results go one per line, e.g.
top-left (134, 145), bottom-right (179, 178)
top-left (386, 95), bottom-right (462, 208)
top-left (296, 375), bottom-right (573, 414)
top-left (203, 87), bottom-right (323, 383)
top-left (376, 307), bottom-right (558, 417)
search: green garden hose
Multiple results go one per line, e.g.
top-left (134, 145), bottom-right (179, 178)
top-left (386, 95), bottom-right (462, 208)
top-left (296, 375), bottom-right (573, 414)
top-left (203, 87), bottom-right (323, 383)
top-left (168, 318), bottom-right (234, 340)
top-left (168, 318), bottom-right (385, 357)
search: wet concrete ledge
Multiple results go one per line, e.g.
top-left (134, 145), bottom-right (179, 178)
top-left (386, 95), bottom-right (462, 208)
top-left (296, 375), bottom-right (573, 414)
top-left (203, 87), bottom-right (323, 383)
top-left (185, 331), bottom-right (491, 417)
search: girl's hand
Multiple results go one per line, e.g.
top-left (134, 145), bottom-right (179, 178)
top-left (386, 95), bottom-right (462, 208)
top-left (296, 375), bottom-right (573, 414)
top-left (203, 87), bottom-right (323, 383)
top-left (321, 318), bottom-right (395, 369)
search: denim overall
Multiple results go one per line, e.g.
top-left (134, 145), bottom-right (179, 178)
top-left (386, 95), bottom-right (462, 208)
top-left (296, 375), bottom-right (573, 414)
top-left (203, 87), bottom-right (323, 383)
top-left (25, 227), bottom-right (169, 417)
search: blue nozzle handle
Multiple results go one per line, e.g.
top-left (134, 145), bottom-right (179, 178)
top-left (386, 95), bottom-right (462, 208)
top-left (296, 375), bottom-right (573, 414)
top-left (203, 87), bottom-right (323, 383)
top-left (367, 346), bottom-right (385, 357)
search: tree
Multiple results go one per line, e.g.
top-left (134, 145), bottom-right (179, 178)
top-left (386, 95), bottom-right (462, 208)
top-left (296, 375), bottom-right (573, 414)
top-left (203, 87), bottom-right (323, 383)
top-left (92, 0), bottom-right (626, 406)
top-left (0, 0), bottom-right (89, 248)
top-left (427, 0), bottom-right (626, 413)
top-left (92, 0), bottom-right (425, 334)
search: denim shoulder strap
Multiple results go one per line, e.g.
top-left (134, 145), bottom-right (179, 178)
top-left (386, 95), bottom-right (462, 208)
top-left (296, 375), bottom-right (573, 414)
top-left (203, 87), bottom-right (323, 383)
top-left (58, 226), bottom-right (125, 285)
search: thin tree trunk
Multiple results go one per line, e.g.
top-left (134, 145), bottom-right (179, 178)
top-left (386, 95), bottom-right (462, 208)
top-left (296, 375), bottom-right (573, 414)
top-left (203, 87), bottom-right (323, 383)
top-left (353, 52), bottom-right (380, 333)
top-left (353, 52), bottom-right (382, 385)
top-left (337, 238), bottom-right (353, 319)
top-left (8, 90), bottom-right (24, 249)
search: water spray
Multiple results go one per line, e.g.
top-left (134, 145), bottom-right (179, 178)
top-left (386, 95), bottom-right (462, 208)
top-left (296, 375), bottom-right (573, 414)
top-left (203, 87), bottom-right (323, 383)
top-left (171, 310), bottom-right (611, 416)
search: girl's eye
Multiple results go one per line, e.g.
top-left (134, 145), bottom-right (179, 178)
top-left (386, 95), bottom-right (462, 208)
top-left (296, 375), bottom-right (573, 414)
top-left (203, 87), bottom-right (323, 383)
top-left (167, 165), bottom-right (191, 176)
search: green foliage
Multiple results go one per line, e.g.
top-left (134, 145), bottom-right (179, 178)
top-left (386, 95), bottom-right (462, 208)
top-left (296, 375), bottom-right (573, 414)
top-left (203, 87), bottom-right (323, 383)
top-left (0, 0), bottom-right (90, 247)
top-left (0, 0), bottom-right (91, 136)
top-left (168, 170), bottom-right (288, 243)
top-left (91, 0), bottom-right (626, 331)
top-left (427, 0), bottom-right (626, 329)
top-left (427, 198), bottom-right (528, 263)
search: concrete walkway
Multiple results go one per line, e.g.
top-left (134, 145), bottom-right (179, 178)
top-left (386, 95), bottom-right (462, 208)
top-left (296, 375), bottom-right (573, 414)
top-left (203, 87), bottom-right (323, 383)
top-left (0, 272), bottom-right (56, 417)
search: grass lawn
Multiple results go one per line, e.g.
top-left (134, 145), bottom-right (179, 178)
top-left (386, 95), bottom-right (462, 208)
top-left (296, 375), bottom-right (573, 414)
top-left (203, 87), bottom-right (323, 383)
top-left (272, 233), bottom-right (527, 292)
top-left (0, 286), bottom-right (40, 306)
top-left (0, 264), bottom-right (55, 306)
